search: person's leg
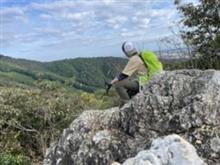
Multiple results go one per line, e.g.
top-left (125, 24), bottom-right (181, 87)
top-left (114, 79), bottom-right (139, 100)
top-left (127, 88), bottom-right (139, 98)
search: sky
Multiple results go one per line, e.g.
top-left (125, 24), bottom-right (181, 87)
top-left (0, 0), bottom-right (197, 61)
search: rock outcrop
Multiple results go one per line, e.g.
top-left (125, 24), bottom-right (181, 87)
top-left (44, 70), bottom-right (220, 165)
top-left (122, 134), bottom-right (205, 165)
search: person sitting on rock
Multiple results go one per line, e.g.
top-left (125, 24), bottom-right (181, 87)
top-left (111, 41), bottom-right (163, 107)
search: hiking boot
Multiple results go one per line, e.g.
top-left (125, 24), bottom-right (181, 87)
top-left (119, 99), bottom-right (129, 108)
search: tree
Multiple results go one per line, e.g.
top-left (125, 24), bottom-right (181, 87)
top-left (175, 0), bottom-right (220, 69)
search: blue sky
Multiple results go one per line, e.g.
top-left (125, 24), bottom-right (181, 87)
top-left (0, 0), bottom-right (197, 61)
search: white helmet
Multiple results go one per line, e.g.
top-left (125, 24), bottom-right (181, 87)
top-left (122, 41), bottom-right (139, 57)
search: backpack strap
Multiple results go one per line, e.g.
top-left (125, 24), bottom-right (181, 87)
top-left (139, 52), bottom-right (148, 69)
top-left (139, 52), bottom-right (150, 78)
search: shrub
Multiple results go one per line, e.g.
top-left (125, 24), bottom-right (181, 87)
top-left (0, 83), bottom-right (115, 163)
top-left (0, 152), bottom-right (30, 165)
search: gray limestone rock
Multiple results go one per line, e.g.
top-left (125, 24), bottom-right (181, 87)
top-left (122, 134), bottom-right (206, 165)
top-left (44, 70), bottom-right (220, 165)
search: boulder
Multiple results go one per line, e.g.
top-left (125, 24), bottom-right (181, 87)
top-left (122, 134), bottom-right (205, 165)
top-left (44, 70), bottom-right (220, 165)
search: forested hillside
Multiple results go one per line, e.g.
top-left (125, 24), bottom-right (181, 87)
top-left (0, 55), bottom-right (125, 164)
top-left (0, 55), bottom-right (127, 92)
top-left (44, 57), bottom-right (127, 91)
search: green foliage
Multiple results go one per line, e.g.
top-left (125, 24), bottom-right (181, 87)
top-left (0, 80), bottom-right (116, 164)
top-left (0, 56), bottom-right (124, 164)
top-left (0, 55), bottom-right (126, 91)
top-left (36, 80), bottom-right (63, 91)
top-left (212, 34), bottom-right (220, 49)
top-left (175, 0), bottom-right (220, 69)
top-left (0, 71), bottom-right (34, 85)
top-left (0, 152), bottom-right (30, 165)
top-left (162, 58), bottom-right (220, 70)
top-left (45, 57), bottom-right (127, 91)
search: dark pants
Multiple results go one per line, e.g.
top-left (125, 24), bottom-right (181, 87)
top-left (114, 78), bottom-right (139, 101)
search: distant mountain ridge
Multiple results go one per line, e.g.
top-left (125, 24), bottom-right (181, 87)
top-left (0, 54), bottom-right (127, 92)
top-left (0, 53), bottom-right (192, 92)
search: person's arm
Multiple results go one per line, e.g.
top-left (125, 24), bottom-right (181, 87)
top-left (111, 77), bottom-right (118, 84)
top-left (111, 56), bottom-right (139, 84)
top-left (111, 73), bottom-right (128, 84)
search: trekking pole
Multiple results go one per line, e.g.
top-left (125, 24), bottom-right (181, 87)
top-left (104, 81), bottom-right (112, 95)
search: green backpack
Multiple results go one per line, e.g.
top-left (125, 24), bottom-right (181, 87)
top-left (139, 50), bottom-right (163, 85)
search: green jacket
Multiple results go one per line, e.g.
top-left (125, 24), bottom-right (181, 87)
top-left (139, 50), bottom-right (163, 85)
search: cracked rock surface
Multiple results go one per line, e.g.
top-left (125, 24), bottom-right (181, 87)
top-left (44, 70), bottom-right (220, 165)
top-left (122, 134), bottom-right (206, 165)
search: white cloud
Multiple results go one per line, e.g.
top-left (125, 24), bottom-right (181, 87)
top-left (121, 31), bottom-right (134, 37)
top-left (35, 28), bottom-right (60, 35)
top-left (31, 0), bottom-right (77, 11)
top-left (150, 9), bottom-right (176, 18)
top-left (61, 31), bottom-right (76, 38)
top-left (61, 11), bottom-right (93, 21)
top-left (137, 18), bottom-right (150, 29)
top-left (180, 0), bottom-right (199, 5)
top-left (103, 0), bottom-right (115, 5)
top-left (31, 1), bottom-right (96, 34)
top-left (29, 0), bottom-right (177, 37)
top-left (121, 28), bottom-right (128, 32)
top-left (0, 7), bottom-right (24, 15)
top-left (1, 0), bottom-right (183, 61)
top-left (131, 16), bottom-right (138, 22)
top-left (107, 16), bottom-right (128, 29)
top-left (40, 14), bottom-right (53, 20)
top-left (0, 7), bottom-right (27, 24)
top-left (1, 27), bottom-right (63, 47)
